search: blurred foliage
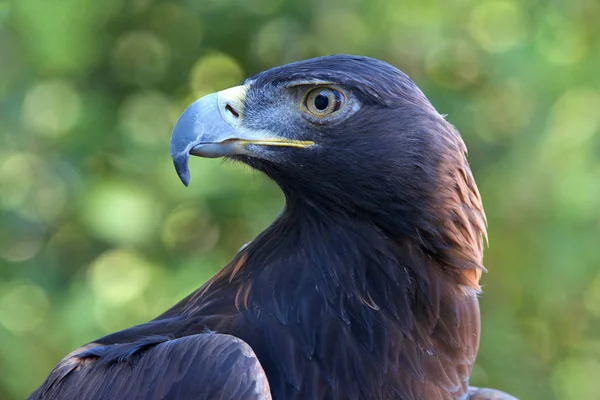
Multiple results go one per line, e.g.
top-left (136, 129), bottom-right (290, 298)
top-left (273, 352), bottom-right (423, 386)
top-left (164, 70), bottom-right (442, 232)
top-left (0, 0), bottom-right (599, 398)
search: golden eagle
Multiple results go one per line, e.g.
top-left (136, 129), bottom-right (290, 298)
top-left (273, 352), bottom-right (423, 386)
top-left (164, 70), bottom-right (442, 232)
top-left (30, 55), bottom-right (516, 400)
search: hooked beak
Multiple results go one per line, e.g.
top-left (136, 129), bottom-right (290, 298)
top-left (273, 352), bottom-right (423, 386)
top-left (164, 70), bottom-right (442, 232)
top-left (170, 85), bottom-right (314, 186)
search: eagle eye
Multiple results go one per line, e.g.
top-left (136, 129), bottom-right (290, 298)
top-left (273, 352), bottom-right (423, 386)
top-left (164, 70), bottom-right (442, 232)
top-left (303, 87), bottom-right (345, 117)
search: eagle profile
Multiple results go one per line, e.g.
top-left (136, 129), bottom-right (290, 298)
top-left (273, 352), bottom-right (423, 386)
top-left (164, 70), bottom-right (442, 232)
top-left (30, 55), bottom-right (517, 399)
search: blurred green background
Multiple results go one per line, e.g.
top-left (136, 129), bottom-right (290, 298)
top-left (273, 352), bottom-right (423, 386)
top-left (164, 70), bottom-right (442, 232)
top-left (1, 0), bottom-right (599, 398)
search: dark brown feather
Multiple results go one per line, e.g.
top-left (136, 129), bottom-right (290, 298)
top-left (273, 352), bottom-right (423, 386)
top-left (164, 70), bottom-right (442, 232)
top-left (29, 334), bottom-right (270, 400)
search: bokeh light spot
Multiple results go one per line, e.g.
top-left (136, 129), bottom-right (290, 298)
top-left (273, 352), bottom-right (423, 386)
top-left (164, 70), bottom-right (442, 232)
top-left (21, 79), bottom-right (81, 137)
top-left (539, 89), bottom-right (600, 221)
top-left (92, 297), bottom-right (151, 334)
top-left (88, 249), bottom-right (152, 306)
top-left (189, 53), bottom-right (243, 98)
top-left (468, 0), bottom-right (527, 53)
top-left (111, 31), bottom-right (171, 87)
top-left (472, 79), bottom-right (533, 141)
top-left (0, 153), bottom-right (67, 223)
top-left (30, 175), bottom-right (68, 223)
top-left (544, 88), bottom-right (600, 153)
top-left (0, 153), bottom-right (37, 210)
top-left (0, 233), bottom-right (44, 263)
top-left (119, 91), bottom-right (173, 146)
top-left (555, 167), bottom-right (600, 222)
top-left (552, 357), bottom-right (600, 399)
top-left (81, 180), bottom-right (161, 245)
top-left (0, 282), bottom-right (50, 333)
top-left (161, 204), bottom-right (220, 253)
top-left (425, 40), bottom-right (479, 89)
top-left (536, 10), bottom-right (587, 66)
top-left (252, 18), bottom-right (305, 68)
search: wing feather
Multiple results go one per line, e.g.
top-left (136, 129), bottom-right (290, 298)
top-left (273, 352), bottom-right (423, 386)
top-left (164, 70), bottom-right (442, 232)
top-left (28, 333), bottom-right (271, 400)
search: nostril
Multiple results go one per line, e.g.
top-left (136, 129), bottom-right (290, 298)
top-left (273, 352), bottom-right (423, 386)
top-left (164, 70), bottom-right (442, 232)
top-left (225, 103), bottom-right (240, 118)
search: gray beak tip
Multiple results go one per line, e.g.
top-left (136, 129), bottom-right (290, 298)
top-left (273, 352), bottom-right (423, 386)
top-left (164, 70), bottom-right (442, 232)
top-left (170, 102), bottom-right (201, 187)
top-left (172, 154), bottom-right (191, 187)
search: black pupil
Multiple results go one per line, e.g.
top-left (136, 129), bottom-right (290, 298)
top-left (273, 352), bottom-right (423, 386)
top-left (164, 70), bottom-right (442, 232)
top-left (314, 92), bottom-right (330, 111)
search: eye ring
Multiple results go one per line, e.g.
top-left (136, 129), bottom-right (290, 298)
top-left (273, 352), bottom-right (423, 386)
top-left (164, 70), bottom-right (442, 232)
top-left (303, 87), bottom-right (346, 117)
